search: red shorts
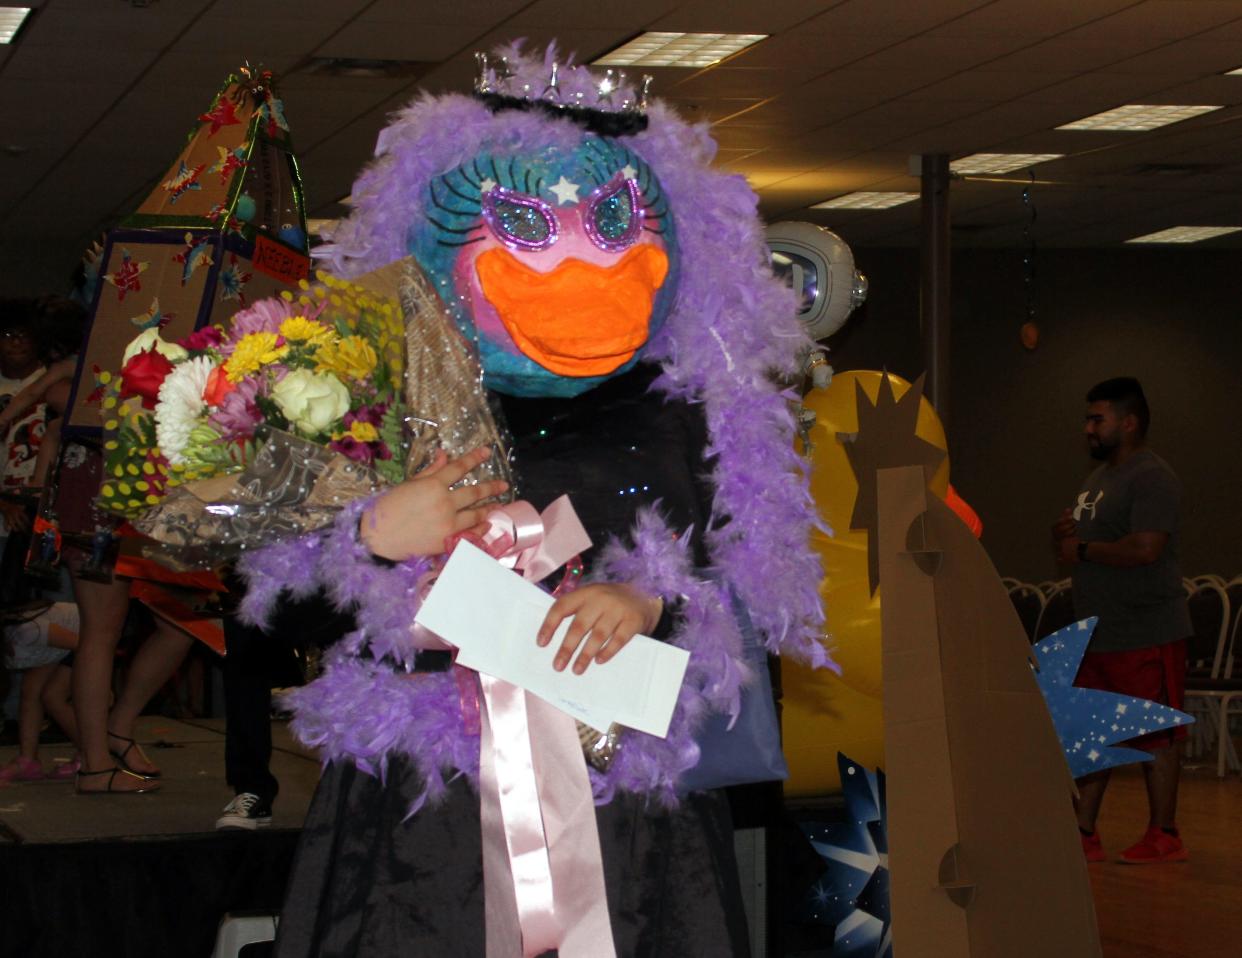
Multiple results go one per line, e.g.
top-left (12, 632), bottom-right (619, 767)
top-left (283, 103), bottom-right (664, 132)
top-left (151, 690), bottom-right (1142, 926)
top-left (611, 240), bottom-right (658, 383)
top-left (1074, 639), bottom-right (1188, 751)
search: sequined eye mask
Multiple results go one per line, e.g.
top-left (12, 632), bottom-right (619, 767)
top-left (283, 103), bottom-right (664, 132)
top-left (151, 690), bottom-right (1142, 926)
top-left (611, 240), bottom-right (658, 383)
top-left (480, 174), bottom-right (642, 255)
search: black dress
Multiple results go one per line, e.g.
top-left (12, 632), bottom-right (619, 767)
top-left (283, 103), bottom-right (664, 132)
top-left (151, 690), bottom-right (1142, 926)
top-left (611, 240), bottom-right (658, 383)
top-left (273, 366), bottom-right (751, 957)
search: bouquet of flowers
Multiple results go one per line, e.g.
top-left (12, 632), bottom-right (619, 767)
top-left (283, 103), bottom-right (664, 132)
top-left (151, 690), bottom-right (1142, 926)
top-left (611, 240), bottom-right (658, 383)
top-left (96, 272), bottom-right (409, 563)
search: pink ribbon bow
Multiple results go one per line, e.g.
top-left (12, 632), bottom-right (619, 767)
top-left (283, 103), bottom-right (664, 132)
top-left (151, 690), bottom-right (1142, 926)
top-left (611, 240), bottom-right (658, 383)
top-left (420, 496), bottom-right (616, 958)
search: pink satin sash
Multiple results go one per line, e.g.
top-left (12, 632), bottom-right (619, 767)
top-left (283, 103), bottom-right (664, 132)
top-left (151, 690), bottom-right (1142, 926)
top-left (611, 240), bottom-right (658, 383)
top-left (417, 496), bottom-right (615, 957)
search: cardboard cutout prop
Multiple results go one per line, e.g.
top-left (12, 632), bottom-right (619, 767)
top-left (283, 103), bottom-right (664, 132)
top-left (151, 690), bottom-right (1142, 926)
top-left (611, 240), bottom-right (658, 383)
top-left (800, 753), bottom-right (892, 956)
top-left (65, 68), bottom-right (308, 437)
top-left (1034, 618), bottom-right (1193, 778)
top-left (876, 462), bottom-right (1101, 958)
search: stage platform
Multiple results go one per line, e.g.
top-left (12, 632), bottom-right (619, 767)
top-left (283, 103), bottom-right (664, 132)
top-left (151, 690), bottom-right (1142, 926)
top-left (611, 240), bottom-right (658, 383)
top-left (0, 716), bottom-right (317, 958)
top-left (0, 715), bottom-right (319, 843)
top-left (1, 717), bottom-right (1239, 958)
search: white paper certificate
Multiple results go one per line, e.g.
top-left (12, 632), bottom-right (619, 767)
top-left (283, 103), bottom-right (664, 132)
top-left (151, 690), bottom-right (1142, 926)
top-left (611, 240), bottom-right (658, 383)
top-left (413, 541), bottom-right (689, 738)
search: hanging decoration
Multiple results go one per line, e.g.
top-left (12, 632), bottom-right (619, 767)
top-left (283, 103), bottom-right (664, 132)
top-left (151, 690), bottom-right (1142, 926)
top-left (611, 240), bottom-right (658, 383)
top-left (1020, 171), bottom-right (1040, 350)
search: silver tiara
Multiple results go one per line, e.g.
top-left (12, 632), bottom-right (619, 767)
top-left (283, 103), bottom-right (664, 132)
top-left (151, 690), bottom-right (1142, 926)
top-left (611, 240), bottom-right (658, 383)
top-left (473, 52), bottom-right (653, 117)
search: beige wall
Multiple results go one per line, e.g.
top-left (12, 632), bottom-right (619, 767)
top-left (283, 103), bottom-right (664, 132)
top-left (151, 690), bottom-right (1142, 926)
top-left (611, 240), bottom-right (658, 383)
top-left (831, 247), bottom-right (1241, 584)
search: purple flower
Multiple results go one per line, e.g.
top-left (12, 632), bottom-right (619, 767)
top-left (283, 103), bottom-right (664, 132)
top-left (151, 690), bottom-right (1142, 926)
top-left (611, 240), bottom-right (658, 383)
top-left (219, 297), bottom-right (301, 355)
top-left (329, 435), bottom-right (374, 463)
top-left (344, 403), bottom-right (387, 428)
top-left (209, 377), bottom-right (262, 438)
top-left (178, 325), bottom-right (224, 352)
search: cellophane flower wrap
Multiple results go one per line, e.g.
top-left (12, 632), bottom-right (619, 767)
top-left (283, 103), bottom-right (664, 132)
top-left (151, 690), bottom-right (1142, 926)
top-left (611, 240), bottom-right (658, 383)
top-left (97, 273), bottom-right (408, 565)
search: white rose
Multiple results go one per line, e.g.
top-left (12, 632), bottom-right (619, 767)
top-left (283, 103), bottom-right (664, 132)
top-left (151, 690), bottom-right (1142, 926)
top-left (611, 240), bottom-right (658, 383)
top-left (270, 369), bottom-right (350, 437)
top-left (122, 328), bottom-right (188, 364)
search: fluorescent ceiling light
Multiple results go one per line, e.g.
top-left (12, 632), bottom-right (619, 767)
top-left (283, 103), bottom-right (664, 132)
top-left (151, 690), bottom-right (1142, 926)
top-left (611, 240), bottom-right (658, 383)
top-left (812, 192), bottom-right (919, 210)
top-left (1225, 66), bottom-right (1242, 75)
top-left (594, 33), bottom-right (766, 68)
top-left (951, 153), bottom-right (1064, 175)
top-left (1125, 226), bottom-right (1242, 244)
top-left (0, 7), bottom-right (31, 43)
top-left (1057, 104), bottom-right (1221, 132)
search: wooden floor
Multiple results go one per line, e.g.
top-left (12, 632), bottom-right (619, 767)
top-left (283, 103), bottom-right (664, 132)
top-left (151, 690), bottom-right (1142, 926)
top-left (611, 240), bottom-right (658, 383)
top-left (1090, 759), bottom-right (1242, 957)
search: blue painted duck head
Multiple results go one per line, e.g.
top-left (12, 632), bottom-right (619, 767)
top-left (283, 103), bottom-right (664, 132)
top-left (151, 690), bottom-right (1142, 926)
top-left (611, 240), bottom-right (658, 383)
top-left (408, 135), bottom-right (680, 398)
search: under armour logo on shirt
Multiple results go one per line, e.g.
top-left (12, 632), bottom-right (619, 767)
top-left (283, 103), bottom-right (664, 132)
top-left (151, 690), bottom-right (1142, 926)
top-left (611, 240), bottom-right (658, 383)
top-left (1073, 490), bottom-right (1104, 521)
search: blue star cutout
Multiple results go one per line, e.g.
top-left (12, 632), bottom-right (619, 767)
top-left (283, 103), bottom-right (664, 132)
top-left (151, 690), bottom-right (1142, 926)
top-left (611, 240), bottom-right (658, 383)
top-left (1032, 617), bottom-right (1194, 779)
top-left (800, 753), bottom-right (892, 958)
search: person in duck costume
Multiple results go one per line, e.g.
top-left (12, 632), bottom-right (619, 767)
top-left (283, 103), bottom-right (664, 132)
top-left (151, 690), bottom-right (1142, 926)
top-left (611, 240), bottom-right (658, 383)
top-left (241, 43), bottom-right (830, 957)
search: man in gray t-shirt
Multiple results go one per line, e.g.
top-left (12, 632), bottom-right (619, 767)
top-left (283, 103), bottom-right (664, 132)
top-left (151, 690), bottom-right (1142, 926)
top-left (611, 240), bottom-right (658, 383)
top-left (1070, 451), bottom-right (1190, 652)
top-left (1052, 377), bottom-right (1191, 866)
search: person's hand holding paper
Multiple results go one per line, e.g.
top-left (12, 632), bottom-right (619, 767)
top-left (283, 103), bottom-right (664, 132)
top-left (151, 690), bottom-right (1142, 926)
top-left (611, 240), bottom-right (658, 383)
top-left (414, 541), bottom-right (689, 738)
top-left (536, 582), bottom-right (665, 674)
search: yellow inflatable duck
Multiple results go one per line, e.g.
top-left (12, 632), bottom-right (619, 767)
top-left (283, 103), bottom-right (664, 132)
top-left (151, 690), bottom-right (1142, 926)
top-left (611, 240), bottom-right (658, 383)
top-left (783, 369), bottom-right (953, 795)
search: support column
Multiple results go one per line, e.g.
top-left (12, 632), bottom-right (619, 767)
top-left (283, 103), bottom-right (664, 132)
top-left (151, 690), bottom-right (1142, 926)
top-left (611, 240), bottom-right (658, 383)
top-left (920, 153), bottom-right (951, 431)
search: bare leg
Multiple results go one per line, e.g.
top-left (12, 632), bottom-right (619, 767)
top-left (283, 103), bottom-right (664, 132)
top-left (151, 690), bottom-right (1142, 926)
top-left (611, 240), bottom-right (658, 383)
top-left (30, 416), bottom-right (61, 488)
top-left (106, 617), bottom-right (193, 775)
top-left (1142, 743), bottom-right (1181, 828)
top-left (1074, 769), bottom-right (1111, 832)
top-left (17, 664), bottom-right (57, 763)
top-left (71, 575), bottom-right (149, 791)
top-left (40, 662), bottom-right (78, 749)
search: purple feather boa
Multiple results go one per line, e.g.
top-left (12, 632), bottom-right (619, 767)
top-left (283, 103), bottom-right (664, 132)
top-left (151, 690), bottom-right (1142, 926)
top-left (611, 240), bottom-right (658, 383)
top-left (240, 43), bottom-right (833, 805)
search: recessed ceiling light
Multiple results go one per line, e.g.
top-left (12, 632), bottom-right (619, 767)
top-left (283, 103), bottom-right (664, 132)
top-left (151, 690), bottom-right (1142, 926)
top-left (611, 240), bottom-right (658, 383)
top-left (0, 7), bottom-right (31, 43)
top-left (594, 33), bottom-right (767, 68)
top-left (811, 192), bottom-right (919, 210)
top-left (950, 153), bottom-right (1064, 175)
top-left (1057, 104), bottom-right (1221, 132)
top-left (1125, 226), bottom-right (1242, 244)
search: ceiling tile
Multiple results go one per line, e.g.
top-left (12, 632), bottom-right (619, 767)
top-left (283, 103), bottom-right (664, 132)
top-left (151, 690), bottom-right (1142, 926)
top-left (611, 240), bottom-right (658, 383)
top-left (796, 0), bottom-right (998, 38)
top-left (903, 70), bottom-right (1079, 103)
top-left (8, 0), bottom-right (1242, 257)
top-left (318, 19), bottom-right (499, 61)
top-left (842, 34), bottom-right (1037, 74)
top-left (649, 0), bottom-right (853, 35)
top-left (924, 0), bottom-right (1138, 38)
top-left (365, 0), bottom-right (532, 21)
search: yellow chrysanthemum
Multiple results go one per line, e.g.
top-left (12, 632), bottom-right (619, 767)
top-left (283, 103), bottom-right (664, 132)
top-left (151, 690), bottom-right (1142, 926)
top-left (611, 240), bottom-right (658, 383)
top-left (279, 316), bottom-right (335, 347)
top-left (348, 421), bottom-right (379, 443)
top-left (226, 331), bottom-right (288, 382)
top-left (315, 335), bottom-right (378, 381)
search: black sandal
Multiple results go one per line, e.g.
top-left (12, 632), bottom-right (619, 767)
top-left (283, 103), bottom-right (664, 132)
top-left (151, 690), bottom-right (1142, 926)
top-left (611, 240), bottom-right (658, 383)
top-left (107, 731), bottom-right (161, 779)
top-left (75, 766), bottom-right (160, 794)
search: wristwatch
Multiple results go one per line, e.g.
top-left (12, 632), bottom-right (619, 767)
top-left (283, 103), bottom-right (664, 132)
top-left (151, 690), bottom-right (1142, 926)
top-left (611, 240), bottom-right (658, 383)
top-left (1076, 541), bottom-right (1089, 562)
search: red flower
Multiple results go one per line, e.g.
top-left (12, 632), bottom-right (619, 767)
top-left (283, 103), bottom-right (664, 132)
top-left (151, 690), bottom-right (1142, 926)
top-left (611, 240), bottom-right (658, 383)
top-left (118, 348), bottom-right (174, 410)
top-left (179, 325), bottom-right (223, 352)
top-left (202, 364), bottom-right (235, 407)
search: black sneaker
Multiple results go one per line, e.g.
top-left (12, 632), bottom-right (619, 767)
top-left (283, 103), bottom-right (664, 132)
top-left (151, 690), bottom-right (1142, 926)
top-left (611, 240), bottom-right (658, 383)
top-left (215, 792), bottom-right (272, 830)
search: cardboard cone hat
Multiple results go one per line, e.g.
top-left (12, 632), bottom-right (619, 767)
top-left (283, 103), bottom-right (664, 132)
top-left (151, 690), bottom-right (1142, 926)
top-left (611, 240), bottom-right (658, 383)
top-left (65, 66), bottom-right (311, 435)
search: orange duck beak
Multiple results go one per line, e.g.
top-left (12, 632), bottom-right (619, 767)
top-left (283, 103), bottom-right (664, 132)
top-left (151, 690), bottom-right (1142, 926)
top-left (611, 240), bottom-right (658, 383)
top-left (475, 244), bottom-right (670, 377)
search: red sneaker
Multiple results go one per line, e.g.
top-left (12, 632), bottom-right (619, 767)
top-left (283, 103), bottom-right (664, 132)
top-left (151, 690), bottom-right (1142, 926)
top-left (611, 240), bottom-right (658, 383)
top-left (1081, 829), bottom-right (1106, 863)
top-left (1119, 826), bottom-right (1188, 864)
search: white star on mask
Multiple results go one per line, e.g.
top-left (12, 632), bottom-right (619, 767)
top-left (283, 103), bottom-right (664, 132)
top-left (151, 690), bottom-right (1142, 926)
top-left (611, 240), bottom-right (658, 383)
top-left (549, 176), bottom-right (581, 206)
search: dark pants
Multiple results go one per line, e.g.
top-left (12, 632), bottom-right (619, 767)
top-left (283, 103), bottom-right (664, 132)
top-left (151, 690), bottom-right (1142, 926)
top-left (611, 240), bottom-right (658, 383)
top-left (223, 588), bottom-right (354, 807)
